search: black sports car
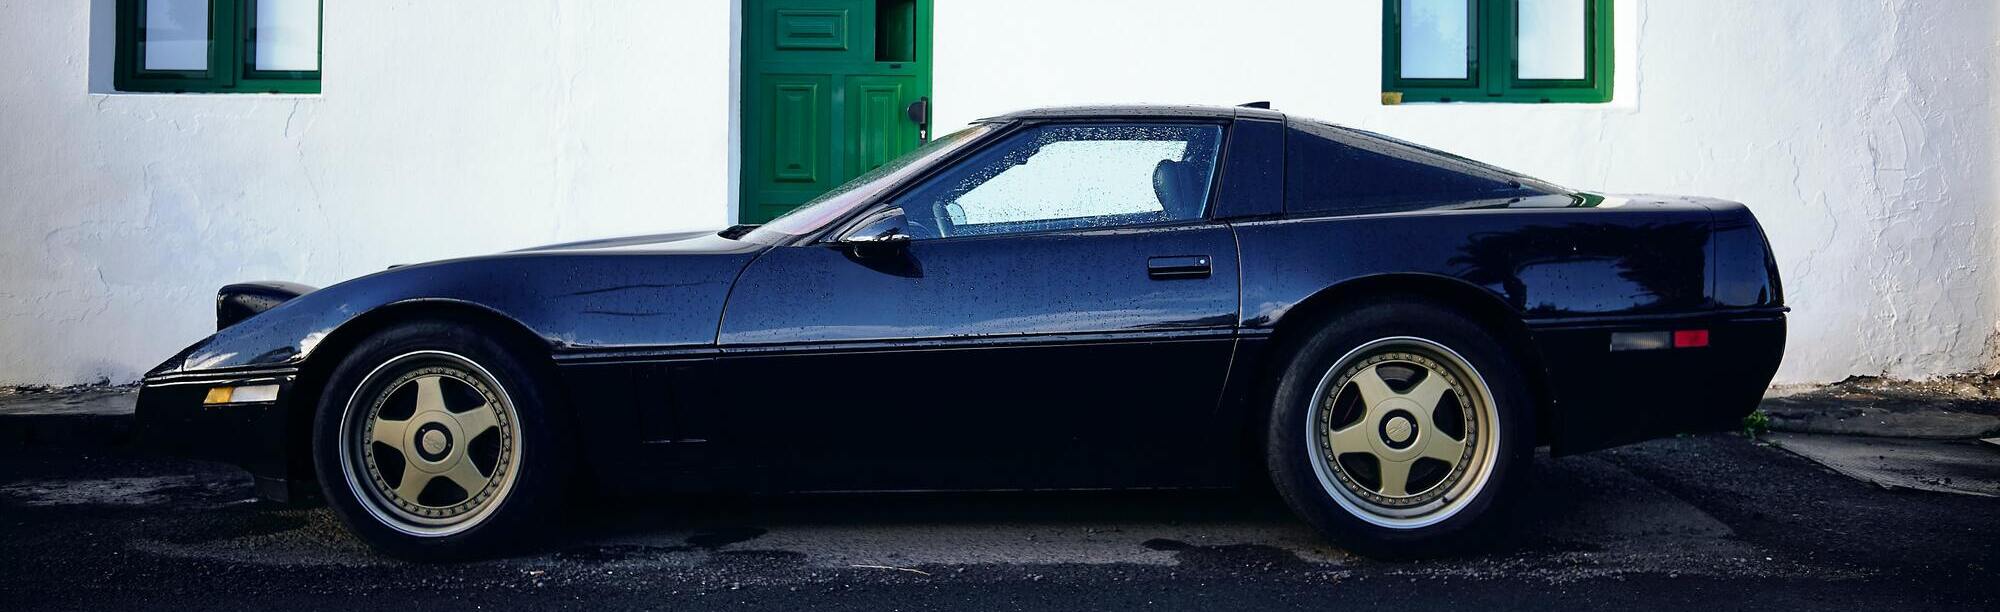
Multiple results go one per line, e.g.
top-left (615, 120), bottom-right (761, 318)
top-left (138, 105), bottom-right (1786, 559)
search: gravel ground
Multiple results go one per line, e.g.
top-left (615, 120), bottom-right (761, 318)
top-left (1, 434), bottom-right (1994, 611)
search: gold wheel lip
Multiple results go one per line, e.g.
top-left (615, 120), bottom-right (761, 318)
top-left (337, 350), bottom-right (524, 539)
top-left (1305, 336), bottom-right (1501, 530)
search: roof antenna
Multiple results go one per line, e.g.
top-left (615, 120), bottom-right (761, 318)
top-left (1238, 101), bottom-right (1272, 109)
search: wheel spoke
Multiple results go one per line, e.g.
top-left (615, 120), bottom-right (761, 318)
top-left (370, 416), bottom-right (410, 447)
top-left (1378, 458), bottom-right (1413, 497)
top-left (454, 404), bottom-right (498, 437)
top-left (395, 461), bottom-right (428, 501)
top-left (1327, 422), bottom-right (1372, 452)
top-left (413, 376), bottom-right (448, 416)
top-left (1420, 431), bottom-right (1468, 465)
top-left (1350, 365), bottom-right (1396, 406)
top-left (443, 459), bottom-right (489, 494)
top-left (1408, 372), bottom-right (1454, 420)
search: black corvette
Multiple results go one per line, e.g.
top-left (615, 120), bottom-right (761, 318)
top-left (138, 105), bottom-right (1786, 559)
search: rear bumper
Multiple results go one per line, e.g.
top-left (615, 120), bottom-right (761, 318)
top-left (1531, 309), bottom-right (1786, 455)
top-left (135, 370), bottom-right (309, 502)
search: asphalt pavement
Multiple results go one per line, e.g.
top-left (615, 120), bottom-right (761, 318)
top-left (2, 431), bottom-right (1994, 611)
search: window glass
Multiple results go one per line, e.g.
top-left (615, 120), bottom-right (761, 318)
top-left (254, 0), bottom-right (321, 71)
top-left (1517, 0), bottom-right (1587, 79)
top-left (143, 0), bottom-right (210, 71)
top-left (1399, 0), bottom-right (1471, 79)
top-left (953, 139), bottom-right (1191, 225)
top-left (896, 124), bottom-right (1223, 240)
top-left (120, 0), bottom-right (322, 93)
top-left (1285, 121), bottom-right (1557, 215)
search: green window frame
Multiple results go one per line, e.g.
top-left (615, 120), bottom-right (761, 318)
top-left (1382, 0), bottom-right (1612, 104)
top-left (115, 0), bottom-right (322, 94)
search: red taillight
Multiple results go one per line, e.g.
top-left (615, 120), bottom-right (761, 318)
top-left (1674, 329), bottom-right (1710, 348)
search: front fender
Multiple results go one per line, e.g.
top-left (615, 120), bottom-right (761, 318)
top-left (150, 249), bottom-right (760, 378)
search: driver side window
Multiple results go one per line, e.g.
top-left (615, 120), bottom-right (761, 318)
top-left (894, 123), bottom-right (1224, 240)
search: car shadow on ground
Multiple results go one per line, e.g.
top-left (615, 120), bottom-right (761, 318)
top-left (0, 442), bottom-right (1808, 575)
top-left (539, 449), bottom-right (1741, 570)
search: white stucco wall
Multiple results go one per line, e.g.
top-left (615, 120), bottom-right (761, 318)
top-left (2, 0), bottom-right (1995, 386)
top-left (1, 1), bottom-right (736, 384)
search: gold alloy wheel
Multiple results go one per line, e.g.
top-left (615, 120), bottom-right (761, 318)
top-left (1305, 337), bottom-right (1499, 529)
top-left (338, 351), bottom-right (521, 537)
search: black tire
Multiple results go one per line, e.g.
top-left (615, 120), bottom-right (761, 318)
top-left (1265, 297), bottom-right (1533, 558)
top-left (311, 319), bottom-right (571, 561)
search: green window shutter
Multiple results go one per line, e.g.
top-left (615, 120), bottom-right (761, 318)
top-left (1383, 0), bottom-right (1612, 104)
top-left (115, 0), bottom-right (321, 94)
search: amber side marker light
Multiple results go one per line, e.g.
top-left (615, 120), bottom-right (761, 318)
top-left (204, 384), bottom-right (280, 405)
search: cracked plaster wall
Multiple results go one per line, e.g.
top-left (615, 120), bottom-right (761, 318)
top-left (2, 0), bottom-right (1995, 385)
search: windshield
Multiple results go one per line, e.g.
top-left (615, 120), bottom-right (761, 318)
top-left (743, 125), bottom-right (995, 242)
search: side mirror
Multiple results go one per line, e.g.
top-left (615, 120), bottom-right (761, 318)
top-left (837, 208), bottom-right (913, 258)
top-left (840, 229), bottom-right (911, 259)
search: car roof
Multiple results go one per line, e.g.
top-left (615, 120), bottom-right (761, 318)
top-left (978, 104), bottom-right (1286, 123)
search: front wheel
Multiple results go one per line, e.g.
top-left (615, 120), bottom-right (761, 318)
top-left (311, 320), bottom-right (570, 560)
top-left (1266, 299), bottom-right (1533, 557)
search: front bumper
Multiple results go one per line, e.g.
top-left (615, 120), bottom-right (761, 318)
top-left (135, 370), bottom-right (308, 502)
top-left (1532, 309), bottom-right (1787, 455)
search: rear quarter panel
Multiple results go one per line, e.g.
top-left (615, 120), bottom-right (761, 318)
top-left (1235, 203), bottom-right (1716, 328)
top-left (1231, 199), bottom-right (1782, 456)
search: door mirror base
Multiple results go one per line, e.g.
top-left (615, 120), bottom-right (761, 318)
top-left (840, 231), bottom-right (912, 259)
top-left (835, 208), bottom-right (913, 258)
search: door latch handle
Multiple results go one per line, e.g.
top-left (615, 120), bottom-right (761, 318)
top-left (907, 96), bottom-right (930, 142)
top-left (1148, 255), bottom-right (1212, 280)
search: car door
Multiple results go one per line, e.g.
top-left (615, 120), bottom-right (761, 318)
top-left (714, 121), bottom-right (1242, 491)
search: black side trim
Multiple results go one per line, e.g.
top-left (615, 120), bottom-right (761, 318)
top-left (554, 328), bottom-right (1239, 365)
top-left (142, 367), bottom-right (301, 387)
top-left (1524, 307), bottom-right (1788, 331)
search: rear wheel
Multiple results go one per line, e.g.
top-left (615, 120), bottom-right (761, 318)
top-left (312, 320), bottom-right (569, 560)
top-left (1266, 298), bottom-right (1532, 557)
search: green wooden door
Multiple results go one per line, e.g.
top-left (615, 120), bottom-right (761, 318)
top-left (741, 0), bottom-right (933, 224)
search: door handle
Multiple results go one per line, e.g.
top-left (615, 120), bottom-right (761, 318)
top-left (907, 96), bottom-right (930, 142)
top-left (1148, 255), bottom-right (1212, 280)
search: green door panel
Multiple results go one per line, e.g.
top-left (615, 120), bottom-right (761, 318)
top-left (768, 77), bottom-right (828, 185)
top-left (845, 76), bottom-right (920, 182)
top-left (774, 9), bottom-right (851, 50)
top-left (752, 76), bottom-right (833, 223)
top-left (742, 0), bottom-right (933, 224)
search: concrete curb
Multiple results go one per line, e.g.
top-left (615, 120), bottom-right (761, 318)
top-left (1769, 432), bottom-right (2000, 498)
top-left (1761, 384), bottom-right (2000, 440)
top-left (0, 387), bottom-right (138, 450)
top-left (0, 412), bottom-right (134, 449)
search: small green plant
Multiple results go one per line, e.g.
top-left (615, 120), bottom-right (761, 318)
top-left (1741, 409), bottom-right (1772, 439)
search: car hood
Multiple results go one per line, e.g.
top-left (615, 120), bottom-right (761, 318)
top-left (149, 231), bottom-right (767, 378)
top-left (509, 228), bottom-right (760, 254)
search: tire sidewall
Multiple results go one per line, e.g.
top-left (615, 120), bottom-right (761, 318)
top-left (1266, 299), bottom-right (1533, 556)
top-left (311, 319), bottom-right (568, 560)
